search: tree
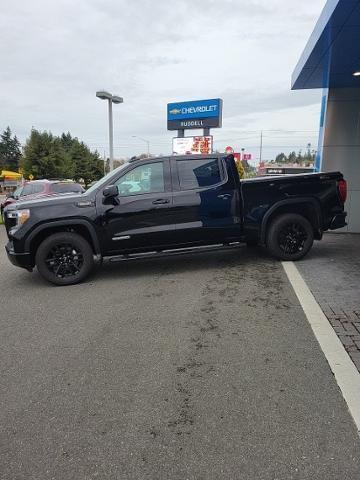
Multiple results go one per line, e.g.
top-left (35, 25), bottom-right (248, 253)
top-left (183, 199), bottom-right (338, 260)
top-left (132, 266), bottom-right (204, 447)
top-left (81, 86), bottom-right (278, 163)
top-left (275, 153), bottom-right (287, 164)
top-left (60, 132), bottom-right (76, 153)
top-left (0, 126), bottom-right (22, 171)
top-left (235, 159), bottom-right (245, 179)
top-left (273, 146), bottom-right (316, 166)
top-left (287, 151), bottom-right (297, 164)
top-left (303, 143), bottom-right (316, 166)
top-left (21, 128), bottom-right (104, 184)
top-left (22, 129), bottom-right (72, 179)
top-left (71, 141), bottom-right (103, 188)
top-left (296, 150), bottom-right (303, 164)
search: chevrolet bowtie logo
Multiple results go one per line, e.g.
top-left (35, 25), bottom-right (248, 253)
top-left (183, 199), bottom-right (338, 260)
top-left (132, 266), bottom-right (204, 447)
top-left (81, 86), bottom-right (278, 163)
top-left (169, 108), bottom-right (181, 115)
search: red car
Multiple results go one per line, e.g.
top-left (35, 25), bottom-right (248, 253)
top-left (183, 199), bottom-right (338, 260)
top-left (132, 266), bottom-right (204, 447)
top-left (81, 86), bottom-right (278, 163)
top-left (1, 180), bottom-right (84, 216)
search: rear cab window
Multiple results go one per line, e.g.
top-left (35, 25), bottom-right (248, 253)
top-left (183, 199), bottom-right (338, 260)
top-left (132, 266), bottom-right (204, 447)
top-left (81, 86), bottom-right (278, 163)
top-left (176, 158), bottom-right (223, 190)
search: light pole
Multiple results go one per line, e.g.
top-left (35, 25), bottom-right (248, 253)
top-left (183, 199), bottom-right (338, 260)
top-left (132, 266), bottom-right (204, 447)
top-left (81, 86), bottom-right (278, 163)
top-left (96, 90), bottom-right (123, 171)
top-left (132, 135), bottom-right (150, 157)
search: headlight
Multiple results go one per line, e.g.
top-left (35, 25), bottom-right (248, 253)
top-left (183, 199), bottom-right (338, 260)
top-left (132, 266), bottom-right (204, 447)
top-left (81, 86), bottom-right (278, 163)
top-left (7, 209), bottom-right (31, 227)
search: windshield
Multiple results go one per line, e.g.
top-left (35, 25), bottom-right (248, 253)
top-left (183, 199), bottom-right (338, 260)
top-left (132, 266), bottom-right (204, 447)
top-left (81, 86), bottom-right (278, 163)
top-left (12, 186), bottom-right (23, 197)
top-left (85, 163), bottom-right (129, 195)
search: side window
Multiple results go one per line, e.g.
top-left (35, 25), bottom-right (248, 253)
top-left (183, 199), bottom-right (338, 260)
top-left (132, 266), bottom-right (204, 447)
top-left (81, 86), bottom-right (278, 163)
top-left (32, 184), bottom-right (44, 194)
top-left (21, 183), bottom-right (44, 196)
top-left (115, 162), bottom-right (165, 197)
top-left (177, 158), bottom-right (222, 190)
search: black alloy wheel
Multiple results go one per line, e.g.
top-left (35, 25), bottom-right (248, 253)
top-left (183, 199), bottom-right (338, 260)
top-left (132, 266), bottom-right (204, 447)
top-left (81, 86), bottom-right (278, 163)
top-left (45, 243), bottom-right (84, 279)
top-left (35, 232), bottom-right (94, 285)
top-left (277, 222), bottom-right (308, 255)
top-left (266, 213), bottom-right (314, 261)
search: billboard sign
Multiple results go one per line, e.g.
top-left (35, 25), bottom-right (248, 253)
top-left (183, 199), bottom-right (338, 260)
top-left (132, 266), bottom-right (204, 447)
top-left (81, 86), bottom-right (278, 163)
top-left (167, 99), bottom-right (222, 130)
top-left (172, 136), bottom-right (213, 155)
top-left (243, 153), bottom-right (252, 161)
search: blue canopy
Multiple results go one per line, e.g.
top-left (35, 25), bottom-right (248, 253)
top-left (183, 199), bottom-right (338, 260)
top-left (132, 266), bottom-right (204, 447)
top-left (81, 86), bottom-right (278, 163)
top-left (292, 0), bottom-right (360, 89)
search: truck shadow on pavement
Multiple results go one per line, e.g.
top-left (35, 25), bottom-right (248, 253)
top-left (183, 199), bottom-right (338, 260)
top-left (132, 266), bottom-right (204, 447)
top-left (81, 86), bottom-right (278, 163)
top-left (94, 245), bottom-right (271, 283)
top-left (11, 245), bottom-right (271, 288)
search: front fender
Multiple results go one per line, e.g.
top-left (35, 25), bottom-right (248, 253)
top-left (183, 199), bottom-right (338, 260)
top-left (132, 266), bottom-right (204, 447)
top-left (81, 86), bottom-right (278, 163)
top-left (24, 219), bottom-right (101, 254)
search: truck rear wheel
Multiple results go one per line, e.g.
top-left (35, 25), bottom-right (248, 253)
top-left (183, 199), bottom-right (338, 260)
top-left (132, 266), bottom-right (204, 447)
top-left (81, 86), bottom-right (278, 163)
top-left (35, 232), bottom-right (94, 285)
top-left (266, 213), bottom-right (314, 261)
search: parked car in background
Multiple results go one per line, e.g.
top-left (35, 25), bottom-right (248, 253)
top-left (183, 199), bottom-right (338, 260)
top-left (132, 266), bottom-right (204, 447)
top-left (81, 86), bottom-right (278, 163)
top-left (1, 180), bottom-right (84, 217)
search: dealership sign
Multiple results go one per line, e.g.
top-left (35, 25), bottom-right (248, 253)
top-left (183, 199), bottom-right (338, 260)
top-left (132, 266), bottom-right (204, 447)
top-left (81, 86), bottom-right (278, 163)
top-left (172, 136), bottom-right (213, 155)
top-left (167, 99), bottom-right (222, 130)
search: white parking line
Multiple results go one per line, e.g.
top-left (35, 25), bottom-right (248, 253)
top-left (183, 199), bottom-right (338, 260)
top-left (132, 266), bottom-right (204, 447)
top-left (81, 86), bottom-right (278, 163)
top-left (282, 261), bottom-right (360, 435)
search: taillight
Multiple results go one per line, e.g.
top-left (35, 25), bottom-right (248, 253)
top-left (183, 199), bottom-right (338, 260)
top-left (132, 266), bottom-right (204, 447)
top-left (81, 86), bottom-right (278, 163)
top-left (337, 179), bottom-right (347, 204)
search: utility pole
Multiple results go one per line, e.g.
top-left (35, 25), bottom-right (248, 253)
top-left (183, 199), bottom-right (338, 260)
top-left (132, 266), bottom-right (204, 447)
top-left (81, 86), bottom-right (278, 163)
top-left (259, 131), bottom-right (263, 164)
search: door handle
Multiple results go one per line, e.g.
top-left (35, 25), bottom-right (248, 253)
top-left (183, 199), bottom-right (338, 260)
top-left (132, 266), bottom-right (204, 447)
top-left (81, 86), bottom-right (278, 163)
top-left (217, 193), bottom-right (231, 199)
top-left (152, 198), bottom-right (170, 205)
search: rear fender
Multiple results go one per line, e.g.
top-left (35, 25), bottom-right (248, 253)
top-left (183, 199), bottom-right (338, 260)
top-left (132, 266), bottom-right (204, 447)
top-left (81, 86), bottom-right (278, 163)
top-left (260, 198), bottom-right (322, 244)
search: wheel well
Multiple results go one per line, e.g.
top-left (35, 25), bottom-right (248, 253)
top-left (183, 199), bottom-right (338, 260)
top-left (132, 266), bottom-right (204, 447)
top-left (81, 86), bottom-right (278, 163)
top-left (262, 202), bottom-right (322, 243)
top-left (29, 224), bottom-right (97, 263)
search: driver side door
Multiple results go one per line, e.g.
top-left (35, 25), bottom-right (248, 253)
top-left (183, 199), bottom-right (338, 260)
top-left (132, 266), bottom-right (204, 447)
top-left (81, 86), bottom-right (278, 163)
top-left (101, 159), bottom-right (175, 255)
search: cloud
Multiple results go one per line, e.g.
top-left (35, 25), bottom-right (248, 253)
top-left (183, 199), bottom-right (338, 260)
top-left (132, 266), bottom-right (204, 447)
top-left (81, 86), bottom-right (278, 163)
top-left (0, 0), bottom-right (326, 159)
top-left (223, 88), bottom-right (321, 118)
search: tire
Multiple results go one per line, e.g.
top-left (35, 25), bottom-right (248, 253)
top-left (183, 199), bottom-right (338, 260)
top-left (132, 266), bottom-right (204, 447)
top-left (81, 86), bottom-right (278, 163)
top-left (266, 213), bottom-right (314, 261)
top-left (35, 232), bottom-right (94, 286)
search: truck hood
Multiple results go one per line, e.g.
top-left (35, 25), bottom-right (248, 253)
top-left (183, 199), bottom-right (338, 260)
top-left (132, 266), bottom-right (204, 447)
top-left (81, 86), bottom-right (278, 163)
top-left (6, 193), bottom-right (92, 210)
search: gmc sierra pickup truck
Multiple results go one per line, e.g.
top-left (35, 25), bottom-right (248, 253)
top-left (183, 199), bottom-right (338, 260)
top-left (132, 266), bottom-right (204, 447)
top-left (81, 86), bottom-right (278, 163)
top-left (4, 154), bottom-right (347, 285)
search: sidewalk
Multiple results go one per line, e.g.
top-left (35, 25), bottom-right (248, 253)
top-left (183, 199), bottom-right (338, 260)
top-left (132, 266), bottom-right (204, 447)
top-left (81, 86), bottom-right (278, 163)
top-left (298, 233), bottom-right (360, 372)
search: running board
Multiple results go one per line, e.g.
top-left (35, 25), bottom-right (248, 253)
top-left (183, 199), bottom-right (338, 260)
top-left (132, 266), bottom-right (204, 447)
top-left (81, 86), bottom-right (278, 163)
top-left (104, 242), bottom-right (242, 264)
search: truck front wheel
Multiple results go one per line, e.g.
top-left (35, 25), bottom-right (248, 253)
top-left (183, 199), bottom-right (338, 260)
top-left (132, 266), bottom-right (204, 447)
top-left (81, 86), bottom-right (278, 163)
top-left (35, 232), bottom-right (94, 285)
top-left (266, 213), bottom-right (314, 261)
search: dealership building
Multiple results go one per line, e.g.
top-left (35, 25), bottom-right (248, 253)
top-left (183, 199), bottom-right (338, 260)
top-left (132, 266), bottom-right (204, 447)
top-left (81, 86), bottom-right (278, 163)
top-left (292, 0), bottom-right (360, 232)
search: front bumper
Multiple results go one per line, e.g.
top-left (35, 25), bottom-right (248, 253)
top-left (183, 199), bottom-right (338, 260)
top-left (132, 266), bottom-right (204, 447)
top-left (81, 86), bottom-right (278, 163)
top-left (329, 212), bottom-right (347, 230)
top-left (5, 242), bottom-right (33, 271)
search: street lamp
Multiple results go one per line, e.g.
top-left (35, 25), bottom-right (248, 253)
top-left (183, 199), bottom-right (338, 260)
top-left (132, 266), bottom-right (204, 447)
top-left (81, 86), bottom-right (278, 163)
top-left (96, 90), bottom-right (123, 171)
top-left (132, 135), bottom-right (150, 157)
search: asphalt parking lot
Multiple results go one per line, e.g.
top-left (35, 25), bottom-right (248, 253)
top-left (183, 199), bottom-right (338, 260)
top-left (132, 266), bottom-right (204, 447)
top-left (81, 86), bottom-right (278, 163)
top-left (0, 226), bottom-right (359, 480)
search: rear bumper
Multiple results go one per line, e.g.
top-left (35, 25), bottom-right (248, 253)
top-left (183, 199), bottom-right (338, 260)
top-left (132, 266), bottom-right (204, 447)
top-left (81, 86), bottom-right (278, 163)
top-left (5, 242), bottom-right (33, 271)
top-left (329, 212), bottom-right (347, 230)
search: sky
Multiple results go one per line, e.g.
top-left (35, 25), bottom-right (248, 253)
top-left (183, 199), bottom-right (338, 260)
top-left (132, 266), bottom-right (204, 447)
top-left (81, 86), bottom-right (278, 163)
top-left (0, 0), bottom-right (327, 164)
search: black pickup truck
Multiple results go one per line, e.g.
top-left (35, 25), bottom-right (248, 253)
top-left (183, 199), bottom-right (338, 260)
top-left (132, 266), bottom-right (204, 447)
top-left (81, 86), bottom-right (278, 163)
top-left (4, 154), bottom-right (347, 285)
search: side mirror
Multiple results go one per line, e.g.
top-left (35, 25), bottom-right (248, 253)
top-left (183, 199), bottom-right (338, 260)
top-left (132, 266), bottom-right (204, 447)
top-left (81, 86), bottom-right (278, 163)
top-left (103, 184), bottom-right (118, 198)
